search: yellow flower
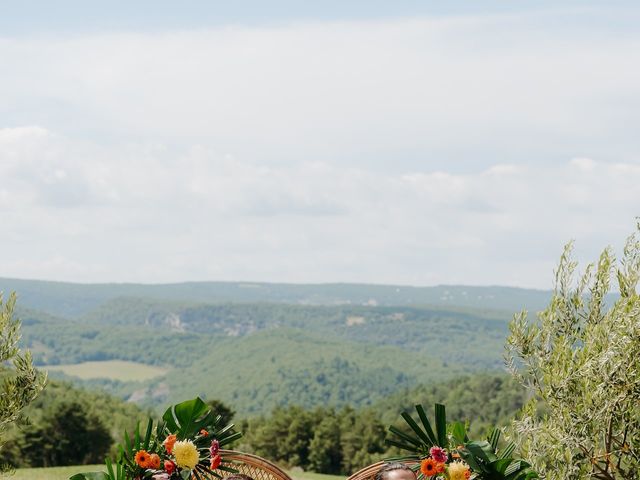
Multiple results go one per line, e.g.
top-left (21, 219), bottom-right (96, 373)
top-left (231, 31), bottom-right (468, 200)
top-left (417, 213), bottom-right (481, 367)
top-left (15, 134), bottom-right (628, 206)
top-left (173, 440), bottom-right (199, 469)
top-left (447, 461), bottom-right (470, 480)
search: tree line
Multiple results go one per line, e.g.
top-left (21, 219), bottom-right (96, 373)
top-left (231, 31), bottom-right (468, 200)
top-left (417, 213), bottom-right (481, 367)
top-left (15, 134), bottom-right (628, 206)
top-left (238, 374), bottom-right (527, 475)
top-left (0, 374), bottom-right (526, 475)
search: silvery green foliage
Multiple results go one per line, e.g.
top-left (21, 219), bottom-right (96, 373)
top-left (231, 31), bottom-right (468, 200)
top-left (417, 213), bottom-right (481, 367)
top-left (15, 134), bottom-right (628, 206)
top-left (506, 225), bottom-right (640, 480)
top-left (0, 293), bottom-right (47, 462)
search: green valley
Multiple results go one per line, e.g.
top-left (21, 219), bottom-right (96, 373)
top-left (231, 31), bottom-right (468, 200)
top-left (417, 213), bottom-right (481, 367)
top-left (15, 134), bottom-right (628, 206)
top-left (1, 278), bottom-right (538, 415)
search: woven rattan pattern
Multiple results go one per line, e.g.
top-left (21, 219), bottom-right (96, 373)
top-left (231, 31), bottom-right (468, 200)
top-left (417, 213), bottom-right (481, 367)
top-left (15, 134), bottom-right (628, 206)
top-left (346, 460), bottom-right (419, 480)
top-left (210, 450), bottom-right (293, 480)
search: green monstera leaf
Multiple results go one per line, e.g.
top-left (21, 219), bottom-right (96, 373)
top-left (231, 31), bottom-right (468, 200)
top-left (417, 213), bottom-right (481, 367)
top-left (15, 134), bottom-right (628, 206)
top-left (162, 397), bottom-right (214, 439)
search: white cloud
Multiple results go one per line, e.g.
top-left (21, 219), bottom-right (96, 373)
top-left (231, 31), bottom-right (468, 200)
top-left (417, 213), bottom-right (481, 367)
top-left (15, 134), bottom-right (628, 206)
top-left (1, 10), bottom-right (639, 287)
top-left (0, 126), bottom-right (638, 288)
top-left (1, 11), bottom-right (640, 171)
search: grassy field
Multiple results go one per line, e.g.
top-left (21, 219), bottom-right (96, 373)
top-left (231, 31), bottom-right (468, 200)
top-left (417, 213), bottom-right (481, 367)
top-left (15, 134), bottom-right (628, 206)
top-left (45, 360), bottom-right (168, 381)
top-left (12, 465), bottom-right (344, 480)
top-left (291, 471), bottom-right (344, 480)
top-left (11, 465), bottom-right (104, 480)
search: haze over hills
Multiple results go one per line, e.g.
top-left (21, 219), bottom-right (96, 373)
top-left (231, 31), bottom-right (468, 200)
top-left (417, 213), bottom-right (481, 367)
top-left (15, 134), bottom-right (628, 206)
top-left (2, 277), bottom-right (553, 414)
top-left (0, 277), bottom-right (553, 316)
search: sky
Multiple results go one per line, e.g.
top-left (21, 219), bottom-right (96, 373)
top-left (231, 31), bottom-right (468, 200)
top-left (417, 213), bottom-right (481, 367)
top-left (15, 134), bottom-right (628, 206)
top-left (1, 1), bottom-right (639, 289)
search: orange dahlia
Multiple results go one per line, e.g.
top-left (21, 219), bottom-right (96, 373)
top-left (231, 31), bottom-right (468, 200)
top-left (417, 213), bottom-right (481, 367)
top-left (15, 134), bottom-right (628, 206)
top-left (134, 450), bottom-right (151, 468)
top-left (163, 434), bottom-right (177, 454)
top-left (420, 458), bottom-right (440, 477)
top-left (148, 453), bottom-right (161, 469)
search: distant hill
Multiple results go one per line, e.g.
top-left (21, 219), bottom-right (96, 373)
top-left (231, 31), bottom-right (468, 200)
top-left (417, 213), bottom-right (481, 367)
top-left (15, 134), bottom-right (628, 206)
top-left (2, 277), bottom-right (555, 414)
top-left (0, 277), bottom-right (553, 317)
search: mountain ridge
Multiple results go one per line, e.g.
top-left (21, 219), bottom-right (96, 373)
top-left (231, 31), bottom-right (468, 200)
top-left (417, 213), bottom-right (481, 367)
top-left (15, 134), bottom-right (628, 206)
top-left (0, 276), bottom-right (552, 318)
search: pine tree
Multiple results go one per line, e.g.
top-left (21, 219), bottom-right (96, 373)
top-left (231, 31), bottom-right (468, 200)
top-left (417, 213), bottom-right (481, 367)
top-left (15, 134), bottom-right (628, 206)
top-left (308, 415), bottom-right (343, 474)
top-left (22, 401), bottom-right (112, 466)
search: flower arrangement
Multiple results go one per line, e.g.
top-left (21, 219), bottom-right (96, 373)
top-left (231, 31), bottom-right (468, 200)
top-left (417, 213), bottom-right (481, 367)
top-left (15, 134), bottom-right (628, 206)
top-left (385, 403), bottom-right (537, 480)
top-left (70, 397), bottom-right (242, 480)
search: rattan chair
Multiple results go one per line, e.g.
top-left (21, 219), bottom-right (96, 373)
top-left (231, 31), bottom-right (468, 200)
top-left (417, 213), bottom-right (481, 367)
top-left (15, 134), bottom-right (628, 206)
top-left (346, 460), bottom-right (419, 480)
top-left (216, 450), bottom-right (293, 480)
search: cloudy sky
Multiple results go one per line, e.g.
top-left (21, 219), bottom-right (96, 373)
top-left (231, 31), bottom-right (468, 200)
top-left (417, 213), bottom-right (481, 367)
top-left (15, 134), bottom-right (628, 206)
top-left (1, 1), bottom-right (639, 288)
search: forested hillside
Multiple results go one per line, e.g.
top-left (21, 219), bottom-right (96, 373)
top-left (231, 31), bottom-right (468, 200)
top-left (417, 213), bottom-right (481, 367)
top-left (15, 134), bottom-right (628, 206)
top-left (16, 296), bottom-right (515, 413)
top-left (0, 278), bottom-right (543, 414)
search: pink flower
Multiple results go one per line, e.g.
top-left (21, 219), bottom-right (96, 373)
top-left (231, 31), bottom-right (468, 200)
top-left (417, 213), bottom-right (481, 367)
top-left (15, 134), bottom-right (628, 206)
top-left (430, 446), bottom-right (448, 463)
top-left (152, 474), bottom-right (169, 480)
top-left (209, 439), bottom-right (220, 456)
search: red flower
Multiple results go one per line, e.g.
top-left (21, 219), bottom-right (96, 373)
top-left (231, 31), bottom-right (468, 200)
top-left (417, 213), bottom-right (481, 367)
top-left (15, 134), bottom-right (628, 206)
top-left (210, 454), bottom-right (222, 470)
top-left (200, 429), bottom-right (209, 436)
top-left (164, 460), bottom-right (176, 475)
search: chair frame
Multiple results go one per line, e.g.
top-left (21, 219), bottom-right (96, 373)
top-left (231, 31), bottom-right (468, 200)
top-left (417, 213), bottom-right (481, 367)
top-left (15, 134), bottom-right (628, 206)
top-left (219, 449), bottom-right (293, 480)
top-left (346, 460), bottom-right (419, 480)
